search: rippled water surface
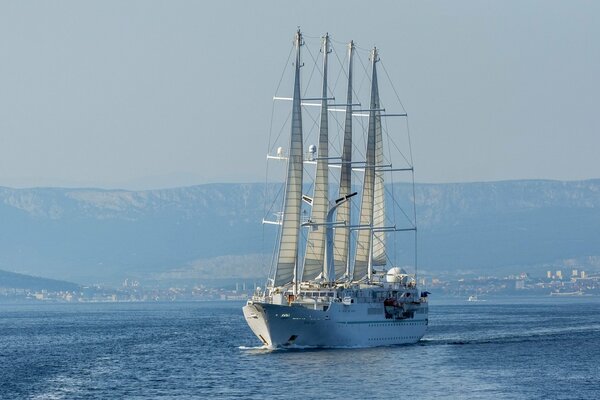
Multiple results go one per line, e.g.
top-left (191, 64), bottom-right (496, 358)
top-left (1, 298), bottom-right (599, 399)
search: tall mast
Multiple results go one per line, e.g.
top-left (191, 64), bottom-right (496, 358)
top-left (334, 40), bottom-right (355, 280)
top-left (302, 33), bottom-right (331, 282)
top-left (371, 49), bottom-right (386, 270)
top-left (353, 46), bottom-right (386, 281)
top-left (273, 29), bottom-right (304, 291)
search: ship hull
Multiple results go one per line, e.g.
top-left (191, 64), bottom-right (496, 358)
top-left (243, 300), bottom-right (428, 348)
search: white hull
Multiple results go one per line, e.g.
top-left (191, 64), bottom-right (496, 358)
top-left (243, 299), bottom-right (428, 348)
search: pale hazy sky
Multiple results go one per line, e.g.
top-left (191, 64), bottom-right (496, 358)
top-left (0, 1), bottom-right (598, 189)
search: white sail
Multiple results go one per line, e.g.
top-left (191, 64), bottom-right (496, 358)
top-left (372, 92), bottom-right (386, 266)
top-left (273, 31), bottom-right (304, 287)
top-left (302, 34), bottom-right (330, 281)
top-left (333, 40), bottom-right (354, 279)
top-left (353, 47), bottom-right (384, 280)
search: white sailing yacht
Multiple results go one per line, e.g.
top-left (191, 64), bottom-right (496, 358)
top-left (243, 30), bottom-right (428, 348)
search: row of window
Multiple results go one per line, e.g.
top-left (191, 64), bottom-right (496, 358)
top-left (367, 321), bottom-right (425, 327)
top-left (368, 336), bottom-right (420, 341)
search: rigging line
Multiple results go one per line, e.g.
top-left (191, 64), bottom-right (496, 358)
top-left (270, 108), bottom-right (293, 155)
top-left (382, 109), bottom-right (398, 263)
top-left (329, 38), bottom-right (376, 65)
top-left (264, 182), bottom-right (285, 221)
top-left (301, 32), bottom-right (321, 40)
top-left (379, 109), bottom-right (412, 169)
top-left (378, 96), bottom-right (412, 167)
top-left (380, 100), bottom-right (406, 264)
top-left (352, 140), bottom-right (367, 175)
top-left (265, 101), bottom-right (276, 214)
top-left (329, 44), bottom-right (348, 95)
top-left (329, 114), bottom-right (344, 156)
top-left (302, 42), bottom-right (320, 97)
top-left (354, 50), bottom-right (371, 101)
top-left (377, 109), bottom-right (415, 178)
top-left (353, 66), bottom-right (370, 156)
top-left (386, 184), bottom-right (416, 228)
top-left (379, 60), bottom-right (407, 114)
top-left (261, 183), bottom-right (266, 281)
top-left (302, 104), bottom-right (321, 142)
top-left (411, 169), bottom-right (418, 281)
top-left (381, 119), bottom-right (412, 167)
top-left (267, 46), bottom-right (293, 165)
top-left (262, 215), bottom-right (272, 291)
top-left (274, 44), bottom-right (295, 98)
top-left (367, 56), bottom-right (414, 167)
top-left (269, 219), bottom-right (283, 283)
top-left (265, 112), bottom-right (287, 241)
top-left (330, 169), bottom-right (342, 188)
top-left (268, 46), bottom-right (299, 155)
top-left (355, 110), bottom-right (369, 160)
top-left (387, 134), bottom-right (412, 168)
top-left (329, 58), bottom-right (343, 96)
top-left (381, 177), bottom-right (415, 227)
top-left (303, 165), bottom-right (315, 194)
top-left (327, 86), bottom-right (345, 152)
top-left (405, 117), bottom-right (415, 173)
top-left (267, 100), bottom-right (277, 155)
top-left (331, 42), bottom-right (349, 79)
top-left (328, 36), bottom-right (351, 46)
top-left (266, 192), bottom-right (281, 287)
top-left (352, 43), bottom-right (375, 54)
top-left (331, 37), bottom-right (383, 59)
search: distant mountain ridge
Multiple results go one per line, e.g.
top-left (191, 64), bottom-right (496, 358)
top-left (0, 269), bottom-right (79, 291)
top-left (1, 179), bottom-right (599, 283)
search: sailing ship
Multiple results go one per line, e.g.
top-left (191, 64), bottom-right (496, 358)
top-left (243, 30), bottom-right (428, 348)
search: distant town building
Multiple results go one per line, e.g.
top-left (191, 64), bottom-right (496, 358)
top-left (547, 271), bottom-right (552, 279)
top-left (572, 269), bottom-right (578, 277)
top-left (556, 270), bottom-right (563, 279)
top-left (515, 280), bottom-right (525, 290)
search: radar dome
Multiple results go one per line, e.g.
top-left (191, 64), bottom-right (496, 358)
top-left (386, 267), bottom-right (409, 283)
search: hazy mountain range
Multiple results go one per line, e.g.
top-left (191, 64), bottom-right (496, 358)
top-left (0, 269), bottom-right (79, 291)
top-left (1, 179), bottom-right (599, 285)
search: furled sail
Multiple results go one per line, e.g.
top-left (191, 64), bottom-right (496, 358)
top-left (333, 40), bottom-right (354, 279)
top-left (273, 30), bottom-right (304, 287)
top-left (372, 88), bottom-right (387, 266)
top-left (302, 34), bottom-right (330, 281)
top-left (353, 47), bottom-right (386, 280)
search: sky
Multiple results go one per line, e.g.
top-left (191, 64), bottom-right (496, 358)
top-left (0, 0), bottom-right (598, 189)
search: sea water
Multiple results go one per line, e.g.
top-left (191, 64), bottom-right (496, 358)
top-left (1, 297), bottom-right (599, 399)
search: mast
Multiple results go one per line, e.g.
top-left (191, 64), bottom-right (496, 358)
top-left (334, 40), bottom-right (354, 280)
top-left (371, 50), bottom-right (387, 268)
top-left (353, 46), bottom-right (386, 281)
top-left (273, 30), bottom-right (304, 291)
top-left (302, 33), bottom-right (331, 282)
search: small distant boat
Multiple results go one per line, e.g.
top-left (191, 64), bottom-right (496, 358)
top-left (468, 295), bottom-right (484, 302)
top-left (550, 290), bottom-right (584, 296)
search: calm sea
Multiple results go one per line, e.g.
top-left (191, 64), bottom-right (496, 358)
top-left (1, 297), bottom-right (599, 399)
